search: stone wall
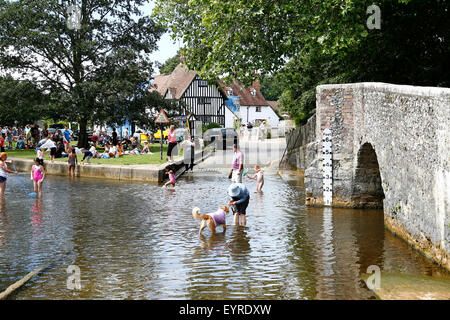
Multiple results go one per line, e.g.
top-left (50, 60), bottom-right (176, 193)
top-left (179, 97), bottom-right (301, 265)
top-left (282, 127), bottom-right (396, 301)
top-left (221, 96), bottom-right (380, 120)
top-left (282, 114), bottom-right (317, 171)
top-left (305, 82), bottom-right (450, 270)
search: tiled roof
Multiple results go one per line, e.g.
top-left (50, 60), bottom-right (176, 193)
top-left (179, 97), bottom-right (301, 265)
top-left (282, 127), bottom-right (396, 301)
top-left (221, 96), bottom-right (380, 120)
top-left (218, 79), bottom-right (268, 106)
top-left (267, 100), bottom-right (280, 112)
top-left (149, 64), bottom-right (197, 99)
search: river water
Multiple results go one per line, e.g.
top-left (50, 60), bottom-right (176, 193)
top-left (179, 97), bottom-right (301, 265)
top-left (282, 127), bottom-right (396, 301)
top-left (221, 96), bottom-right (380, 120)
top-left (0, 172), bottom-right (448, 299)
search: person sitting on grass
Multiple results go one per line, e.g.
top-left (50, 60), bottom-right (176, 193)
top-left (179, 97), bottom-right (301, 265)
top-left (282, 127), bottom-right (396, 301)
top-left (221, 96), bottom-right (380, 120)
top-left (109, 144), bottom-right (118, 158)
top-left (142, 141), bottom-right (153, 154)
top-left (16, 135), bottom-right (26, 149)
top-left (117, 141), bottom-right (124, 157)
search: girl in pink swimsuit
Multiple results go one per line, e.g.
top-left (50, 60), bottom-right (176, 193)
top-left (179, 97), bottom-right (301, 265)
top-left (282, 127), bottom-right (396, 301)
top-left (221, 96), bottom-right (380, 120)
top-left (30, 158), bottom-right (45, 196)
top-left (163, 169), bottom-right (176, 188)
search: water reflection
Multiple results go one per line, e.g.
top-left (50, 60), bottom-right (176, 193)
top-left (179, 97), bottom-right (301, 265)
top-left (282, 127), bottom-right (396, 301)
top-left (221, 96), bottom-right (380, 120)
top-left (0, 198), bottom-right (7, 247)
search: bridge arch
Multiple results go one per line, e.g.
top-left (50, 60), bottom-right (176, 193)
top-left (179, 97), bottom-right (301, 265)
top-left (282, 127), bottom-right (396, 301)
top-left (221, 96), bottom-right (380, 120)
top-left (351, 142), bottom-right (384, 209)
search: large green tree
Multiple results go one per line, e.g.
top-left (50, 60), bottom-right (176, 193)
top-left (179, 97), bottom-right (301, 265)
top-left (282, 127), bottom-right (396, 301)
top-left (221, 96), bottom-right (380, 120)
top-left (0, 0), bottom-right (174, 147)
top-left (152, 0), bottom-right (376, 84)
top-left (153, 0), bottom-right (449, 123)
top-left (0, 76), bottom-right (47, 126)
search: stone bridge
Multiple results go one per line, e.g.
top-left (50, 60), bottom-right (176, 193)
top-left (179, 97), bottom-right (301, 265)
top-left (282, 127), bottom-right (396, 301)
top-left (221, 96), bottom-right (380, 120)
top-left (287, 83), bottom-right (449, 270)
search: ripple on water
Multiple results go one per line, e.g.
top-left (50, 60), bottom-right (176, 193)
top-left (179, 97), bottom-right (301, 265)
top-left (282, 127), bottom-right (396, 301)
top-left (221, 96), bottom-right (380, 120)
top-left (0, 174), bottom-right (449, 299)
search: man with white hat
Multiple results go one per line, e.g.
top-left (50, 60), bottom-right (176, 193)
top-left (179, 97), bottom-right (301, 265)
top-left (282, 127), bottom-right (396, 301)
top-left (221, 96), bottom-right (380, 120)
top-left (227, 183), bottom-right (250, 226)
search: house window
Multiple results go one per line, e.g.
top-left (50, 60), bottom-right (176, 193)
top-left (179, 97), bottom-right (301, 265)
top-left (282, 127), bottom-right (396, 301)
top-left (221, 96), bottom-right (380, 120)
top-left (228, 88), bottom-right (233, 96)
top-left (251, 88), bottom-right (257, 97)
top-left (198, 97), bottom-right (211, 104)
top-left (198, 80), bottom-right (208, 87)
top-left (256, 106), bottom-right (261, 112)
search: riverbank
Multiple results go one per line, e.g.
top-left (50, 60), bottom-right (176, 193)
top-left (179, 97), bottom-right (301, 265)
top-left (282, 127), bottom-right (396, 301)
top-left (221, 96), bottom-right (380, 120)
top-left (362, 273), bottom-right (450, 300)
top-left (9, 149), bottom-right (212, 183)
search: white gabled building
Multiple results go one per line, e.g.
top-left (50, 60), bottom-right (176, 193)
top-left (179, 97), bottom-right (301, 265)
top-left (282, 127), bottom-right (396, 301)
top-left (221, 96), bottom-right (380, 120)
top-left (219, 79), bottom-right (281, 127)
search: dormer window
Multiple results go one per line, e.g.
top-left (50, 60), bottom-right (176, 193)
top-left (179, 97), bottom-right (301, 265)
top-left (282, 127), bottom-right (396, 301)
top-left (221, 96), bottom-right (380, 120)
top-left (228, 88), bottom-right (233, 96)
top-left (251, 88), bottom-right (257, 97)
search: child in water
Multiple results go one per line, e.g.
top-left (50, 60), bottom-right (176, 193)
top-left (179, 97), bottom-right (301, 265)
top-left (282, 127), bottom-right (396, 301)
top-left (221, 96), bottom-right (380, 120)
top-left (163, 169), bottom-right (176, 188)
top-left (247, 165), bottom-right (264, 192)
top-left (30, 158), bottom-right (45, 196)
top-left (68, 149), bottom-right (77, 177)
top-left (0, 152), bottom-right (18, 198)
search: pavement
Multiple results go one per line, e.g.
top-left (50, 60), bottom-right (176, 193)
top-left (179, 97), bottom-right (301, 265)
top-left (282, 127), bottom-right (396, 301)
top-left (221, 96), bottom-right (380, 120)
top-left (191, 137), bottom-right (286, 176)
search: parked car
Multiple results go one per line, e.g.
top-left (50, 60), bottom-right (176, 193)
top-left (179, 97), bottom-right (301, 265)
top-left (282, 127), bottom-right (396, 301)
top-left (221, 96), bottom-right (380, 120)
top-left (203, 127), bottom-right (238, 150)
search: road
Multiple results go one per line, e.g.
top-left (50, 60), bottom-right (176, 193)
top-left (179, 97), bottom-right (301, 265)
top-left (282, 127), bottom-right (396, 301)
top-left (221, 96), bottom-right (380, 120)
top-left (191, 137), bottom-right (286, 176)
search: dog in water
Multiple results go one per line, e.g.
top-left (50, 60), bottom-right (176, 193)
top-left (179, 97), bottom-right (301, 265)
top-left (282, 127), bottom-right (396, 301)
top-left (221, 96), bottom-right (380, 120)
top-left (192, 206), bottom-right (229, 235)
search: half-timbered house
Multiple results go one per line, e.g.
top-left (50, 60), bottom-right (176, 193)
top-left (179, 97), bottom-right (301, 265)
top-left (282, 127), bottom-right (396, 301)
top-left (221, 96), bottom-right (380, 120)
top-left (150, 64), bottom-right (234, 127)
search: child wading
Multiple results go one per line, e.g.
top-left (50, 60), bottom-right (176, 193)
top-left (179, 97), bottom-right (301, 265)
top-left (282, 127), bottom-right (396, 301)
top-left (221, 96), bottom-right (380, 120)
top-left (0, 152), bottom-right (19, 198)
top-left (247, 165), bottom-right (264, 192)
top-left (31, 158), bottom-right (45, 196)
top-left (68, 149), bottom-right (77, 177)
top-left (163, 169), bottom-right (176, 188)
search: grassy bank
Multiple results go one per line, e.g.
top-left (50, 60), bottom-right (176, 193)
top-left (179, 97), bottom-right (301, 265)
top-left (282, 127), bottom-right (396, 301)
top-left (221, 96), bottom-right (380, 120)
top-left (4, 143), bottom-right (178, 166)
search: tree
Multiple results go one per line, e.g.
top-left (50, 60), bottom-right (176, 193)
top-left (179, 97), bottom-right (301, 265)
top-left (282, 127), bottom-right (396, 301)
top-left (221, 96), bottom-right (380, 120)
top-left (159, 51), bottom-right (182, 75)
top-left (0, 76), bottom-right (47, 126)
top-left (0, 0), bottom-right (169, 147)
top-left (152, 1), bottom-right (449, 123)
top-left (152, 0), bottom-right (375, 85)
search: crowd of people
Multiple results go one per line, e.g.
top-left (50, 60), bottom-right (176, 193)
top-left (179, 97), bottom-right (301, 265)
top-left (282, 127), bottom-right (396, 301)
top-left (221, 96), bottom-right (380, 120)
top-left (1, 122), bottom-right (265, 230)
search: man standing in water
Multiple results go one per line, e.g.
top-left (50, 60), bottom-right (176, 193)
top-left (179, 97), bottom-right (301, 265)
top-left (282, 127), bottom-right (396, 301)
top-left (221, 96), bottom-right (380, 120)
top-left (230, 144), bottom-right (244, 183)
top-left (228, 183), bottom-right (250, 226)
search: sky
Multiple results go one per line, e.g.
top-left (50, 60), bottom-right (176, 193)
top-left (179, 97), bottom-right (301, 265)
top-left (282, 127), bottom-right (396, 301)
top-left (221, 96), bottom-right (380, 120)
top-left (143, 1), bottom-right (181, 74)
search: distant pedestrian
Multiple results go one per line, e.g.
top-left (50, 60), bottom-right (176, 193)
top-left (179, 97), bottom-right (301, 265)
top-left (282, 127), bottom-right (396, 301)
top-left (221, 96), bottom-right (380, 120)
top-left (181, 135), bottom-right (195, 171)
top-left (62, 126), bottom-right (71, 153)
top-left (230, 144), bottom-right (244, 183)
top-left (0, 134), bottom-right (5, 153)
top-left (112, 128), bottom-right (118, 146)
top-left (167, 125), bottom-right (177, 163)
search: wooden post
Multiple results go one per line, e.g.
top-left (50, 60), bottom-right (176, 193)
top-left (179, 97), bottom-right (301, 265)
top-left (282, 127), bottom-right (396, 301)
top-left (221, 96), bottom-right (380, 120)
top-left (160, 124), bottom-right (163, 160)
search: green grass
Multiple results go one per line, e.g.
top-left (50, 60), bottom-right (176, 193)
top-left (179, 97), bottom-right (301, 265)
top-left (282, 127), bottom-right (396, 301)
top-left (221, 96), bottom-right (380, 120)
top-left (4, 143), bottom-right (180, 166)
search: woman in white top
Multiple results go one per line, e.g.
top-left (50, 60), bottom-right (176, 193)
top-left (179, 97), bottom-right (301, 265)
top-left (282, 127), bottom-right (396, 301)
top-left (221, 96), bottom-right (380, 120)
top-left (0, 152), bottom-right (18, 198)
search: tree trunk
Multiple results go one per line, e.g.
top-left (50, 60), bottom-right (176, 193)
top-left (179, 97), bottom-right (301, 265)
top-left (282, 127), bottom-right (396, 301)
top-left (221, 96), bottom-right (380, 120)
top-left (77, 118), bottom-right (89, 148)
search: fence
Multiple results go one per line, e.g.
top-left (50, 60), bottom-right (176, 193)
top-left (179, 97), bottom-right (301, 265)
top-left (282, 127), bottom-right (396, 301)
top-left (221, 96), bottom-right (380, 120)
top-left (279, 114), bottom-right (316, 169)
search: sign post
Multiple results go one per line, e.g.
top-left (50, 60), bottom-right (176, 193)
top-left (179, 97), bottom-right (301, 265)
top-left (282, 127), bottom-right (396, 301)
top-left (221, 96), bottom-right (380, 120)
top-left (155, 109), bottom-right (170, 160)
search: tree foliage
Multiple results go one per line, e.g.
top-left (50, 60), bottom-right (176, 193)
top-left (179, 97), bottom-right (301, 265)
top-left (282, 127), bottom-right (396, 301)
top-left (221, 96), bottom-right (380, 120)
top-left (0, 76), bottom-right (47, 126)
top-left (153, 0), bottom-right (449, 124)
top-left (0, 0), bottom-right (174, 146)
top-left (159, 51), bottom-right (182, 75)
